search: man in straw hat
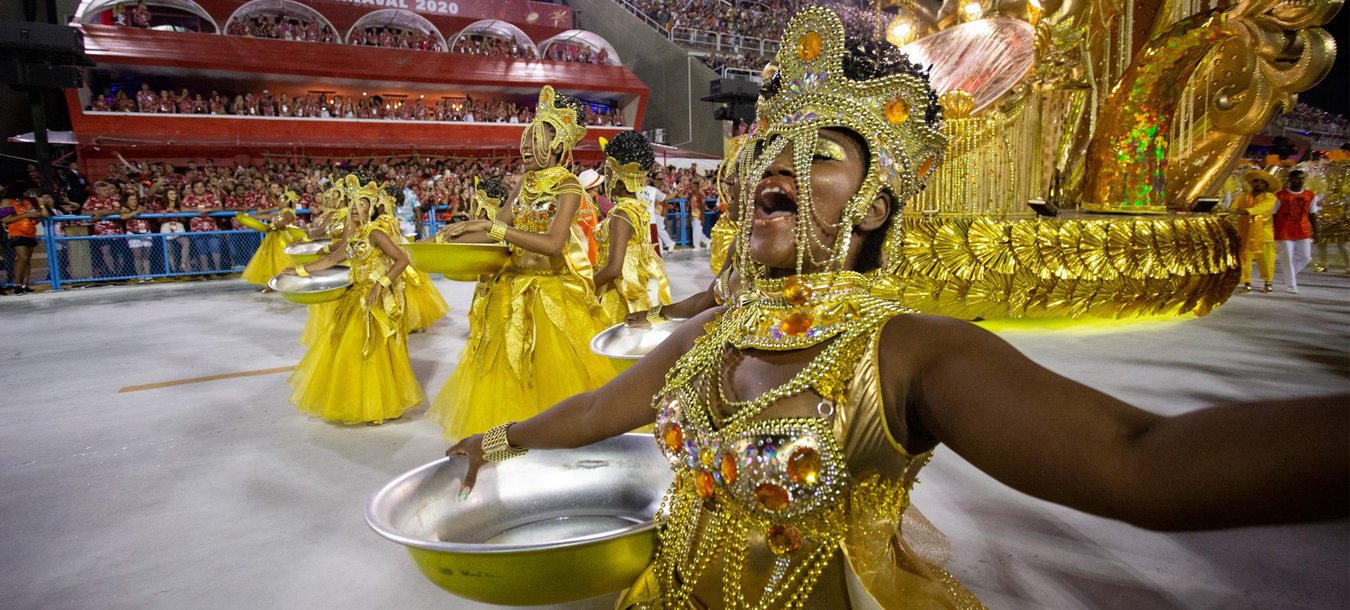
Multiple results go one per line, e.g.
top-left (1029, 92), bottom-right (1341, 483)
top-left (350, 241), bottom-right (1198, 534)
top-left (1230, 169), bottom-right (1281, 293)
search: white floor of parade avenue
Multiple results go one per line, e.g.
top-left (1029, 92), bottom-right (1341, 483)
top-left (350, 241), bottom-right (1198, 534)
top-left (1, 250), bottom-right (1346, 609)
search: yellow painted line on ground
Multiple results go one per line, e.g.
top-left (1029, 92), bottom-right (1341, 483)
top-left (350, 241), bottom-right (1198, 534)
top-left (118, 366), bottom-right (295, 393)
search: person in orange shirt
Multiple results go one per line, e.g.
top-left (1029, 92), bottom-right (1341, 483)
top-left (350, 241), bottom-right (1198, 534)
top-left (1, 187), bottom-right (50, 294)
top-left (1230, 170), bottom-right (1280, 293)
top-left (575, 168), bottom-right (603, 265)
top-left (1273, 169), bottom-right (1320, 294)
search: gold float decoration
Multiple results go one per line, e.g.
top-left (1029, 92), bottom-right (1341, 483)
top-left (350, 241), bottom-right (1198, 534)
top-left (877, 213), bottom-right (1241, 320)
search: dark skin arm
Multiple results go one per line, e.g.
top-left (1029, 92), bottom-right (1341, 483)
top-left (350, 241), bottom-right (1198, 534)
top-left (885, 313), bottom-right (1349, 531)
top-left (445, 179), bottom-right (582, 257)
top-left (365, 228), bottom-right (410, 308)
top-left (624, 240), bottom-right (733, 326)
top-left (447, 308), bottom-right (717, 495)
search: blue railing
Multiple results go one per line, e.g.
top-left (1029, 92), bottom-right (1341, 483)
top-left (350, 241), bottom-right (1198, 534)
top-left (36, 211), bottom-right (310, 290)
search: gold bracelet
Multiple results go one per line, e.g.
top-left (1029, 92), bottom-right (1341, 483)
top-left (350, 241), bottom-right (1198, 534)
top-left (646, 305), bottom-right (668, 325)
top-left (489, 220), bottom-right (508, 243)
top-left (377, 275), bottom-right (392, 288)
top-left (482, 422), bottom-right (527, 462)
top-left (295, 266), bottom-right (310, 277)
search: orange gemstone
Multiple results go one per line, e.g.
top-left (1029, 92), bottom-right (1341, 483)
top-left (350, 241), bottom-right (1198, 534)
top-left (754, 482), bottom-right (790, 511)
top-left (719, 451), bottom-right (738, 485)
top-left (781, 311), bottom-right (814, 336)
top-left (918, 156), bottom-right (935, 177)
top-left (885, 97), bottom-right (910, 125)
top-left (662, 423), bottom-right (684, 455)
top-left (787, 447), bottom-right (822, 485)
top-left (766, 524), bottom-right (802, 555)
top-left (796, 31), bottom-right (823, 61)
top-left (695, 471), bottom-right (715, 499)
top-left (782, 276), bottom-right (813, 306)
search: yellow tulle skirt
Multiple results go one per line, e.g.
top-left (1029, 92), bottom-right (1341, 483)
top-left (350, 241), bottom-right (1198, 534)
top-left (288, 291), bottom-right (423, 423)
top-left (300, 300), bottom-right (337, 347)
top-left (402, 268), bottom-right (449, 332)
top-left (241, 230), bottom-right (297, 285)
top-left (429, 267), bottom-right (615, 441)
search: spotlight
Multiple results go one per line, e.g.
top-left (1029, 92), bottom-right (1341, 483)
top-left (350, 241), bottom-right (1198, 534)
top-left (963, 1), bottom-right (983, 20)
top-left (886, 16), bottom-right (915, 46)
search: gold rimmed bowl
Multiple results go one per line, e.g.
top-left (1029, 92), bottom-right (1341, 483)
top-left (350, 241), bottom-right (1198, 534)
top-left (284, 239), bottom-right (332, 264)
top-left (268, 265), bottom-right (351, 304)
top-left (235, 212), bottom-right (268, 232)
top-left (590, 319), bottom-right (686, 372)
top-left (402, 242), bottom-right (509, 281)
top-left (366, 433), bottom-right (672, 606)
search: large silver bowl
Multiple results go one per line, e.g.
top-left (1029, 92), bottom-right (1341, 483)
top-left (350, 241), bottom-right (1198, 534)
top-left (283, 239), bottom-right (333, 264)
top-left (366, 434), bottom-right (672, 606)
top-left (268, 266), bottom-right (351, 304)
top-left (590, 319), bottom-right (685, 372)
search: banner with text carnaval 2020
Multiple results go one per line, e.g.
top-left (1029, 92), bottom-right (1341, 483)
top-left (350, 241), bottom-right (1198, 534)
top-left (330, 0), bottom-right (573, 28)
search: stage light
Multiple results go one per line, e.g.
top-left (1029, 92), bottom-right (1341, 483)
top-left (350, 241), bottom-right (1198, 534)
top-left (963, 1), bottom-right (983, 20)
top-left (886, 16), bottom-right (916, 46)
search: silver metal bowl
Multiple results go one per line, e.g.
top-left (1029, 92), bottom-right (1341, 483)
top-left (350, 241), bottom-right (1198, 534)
top-left (590, 319), bottom-right (686, 371)
top-left (283, 239), bottom-right (333, 264)
top-left (366, 434), bottom-right (672, 606)
top-left (268, 265), bottom-right (351, 304)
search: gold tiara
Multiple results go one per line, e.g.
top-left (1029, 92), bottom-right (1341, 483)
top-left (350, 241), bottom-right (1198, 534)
top-left (533, 85), bottom-right (587, 154)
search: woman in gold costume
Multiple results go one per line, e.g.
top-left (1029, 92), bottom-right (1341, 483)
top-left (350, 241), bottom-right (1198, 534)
top-left (283, 179), bottom-right (423, 424)
top-left (391, 184), bottom-right (450, 334)
top-left (447, 10), bottom-right (1347, 609)
top-left (240, 189), bottom-right (300, 288)
top-left (428, 86), bottom-right (616, 441)
top-left (594, 131), bottom-right (672, 325)
top-left (299, 184), bottom-right (350, 347)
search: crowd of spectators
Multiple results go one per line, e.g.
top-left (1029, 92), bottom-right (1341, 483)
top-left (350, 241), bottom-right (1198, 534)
top-left (634, 0), bottom-right (877, 45)
top-left (87, 84), bottom-right (626, 126)
top-left (452, 35), bottom-right (534, 58)
top-left (699, 51), bottom-right (772, 76)
top-left (225, 13), bottom-right (341, 43)
top-left (349, 26), bottom-right (443, 51)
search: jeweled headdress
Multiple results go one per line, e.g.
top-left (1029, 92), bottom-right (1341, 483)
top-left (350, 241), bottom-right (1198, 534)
top-left (599, 132), bottom-right (654, 196)
top-left (735, 7), bottom-right (946, 280)
top-left (527, 85), bottom-right (587, 165)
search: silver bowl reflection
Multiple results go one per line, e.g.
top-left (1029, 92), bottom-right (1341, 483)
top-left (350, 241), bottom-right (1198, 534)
top-left (283, 239), bottom-right (332, 264)
top-left (268, 265), bottom-right (351, 304)
top-left (366, 434), bottom-right (672, 606)
top-left (590, 319), bottom-right (685, 372)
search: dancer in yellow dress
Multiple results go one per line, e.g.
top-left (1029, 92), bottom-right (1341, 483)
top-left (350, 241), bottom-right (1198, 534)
top-left (428, 85), bottom-right (616, 441)
top-left (594, 131), bottom-right (671, 325)
top-left (241, 190), bottom-right (302, 287)
top-left (446, 10), bottom-right (1347, 607)
top-left (389, 183), bottom-right (450, 333)
top-left (299, 185), bottom-right (350, 347)
top-left (284, 179), bottom-right (423, 423)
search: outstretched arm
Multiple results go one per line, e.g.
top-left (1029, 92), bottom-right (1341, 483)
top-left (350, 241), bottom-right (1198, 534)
top-left (447, 308), bottom-right (718, 495)
top-left (886, 314), bottom-right (1348, 531)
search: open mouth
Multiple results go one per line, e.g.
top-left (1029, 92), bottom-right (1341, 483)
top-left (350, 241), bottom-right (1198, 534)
top-left (753, 178), bottom-right (798, 224)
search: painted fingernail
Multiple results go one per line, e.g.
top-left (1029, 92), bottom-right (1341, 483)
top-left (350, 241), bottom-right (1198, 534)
top-left (458, 486), bottom-right (471, 501)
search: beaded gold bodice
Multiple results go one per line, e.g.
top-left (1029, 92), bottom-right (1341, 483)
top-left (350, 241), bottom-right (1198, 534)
top-left (647, 272), bottom-right (934, 610)
top-left (509, 167), bottom-right (587, 271)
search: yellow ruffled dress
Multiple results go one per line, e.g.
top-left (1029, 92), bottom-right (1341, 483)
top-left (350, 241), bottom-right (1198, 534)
top-left (391, 221), bottom-right (450, 333)
top-left (241, 214), bottom-right (300, 285)
top-left (429, 167), bottom-right (616, 441)
top-left (300, 209), bottom-right (347, 347)
top-left (289, 222), bottom-right (423, 423)
top-left (596, 196), bottom-right (671, 324)
top-left (709, 213), bottom-right (738, 275)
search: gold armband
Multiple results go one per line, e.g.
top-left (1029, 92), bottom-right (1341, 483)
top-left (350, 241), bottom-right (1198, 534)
top-left (377, 275), bottom-right (392, 288)
top-left (483, 422), bottom-right (527, 462)
top-left (489, 220), bottom-right (508, 243)
top-left (646, 305), bottom-right (668, 325)
top-left (295, 266), bottom-right (310, 277)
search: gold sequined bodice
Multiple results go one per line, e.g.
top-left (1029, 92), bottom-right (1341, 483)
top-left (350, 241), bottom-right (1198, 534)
top-left (509, 167), bottom-right (585, 270)
top-left (647, 273), bottom-right (937, 609)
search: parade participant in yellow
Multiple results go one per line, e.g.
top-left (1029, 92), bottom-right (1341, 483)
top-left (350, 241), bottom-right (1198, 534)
top-left (709, 135), bottom-right (749, 275)
top-left (300, 183), bottom-right (351, 347)
top-left (241, 191), bottom-right (301, 287)
top-left (1231, 169), bottom-right (1280, 293)
top-left (429, 86), bottom-right (615, 441)
top-left (283, 179), bottom-right (422, 424)
top-left (387, 184), bottom-right (450, 333)
top-left (594, 131), bottom-right (671, 325)
top-left (446, 10), bottom-right (1347, 608)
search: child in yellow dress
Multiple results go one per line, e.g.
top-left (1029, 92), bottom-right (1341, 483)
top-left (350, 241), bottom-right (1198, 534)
top-left (594, 131), bottom-right (671, 325)
top-left (428, 86), bottom-right (615, 441)
top-left (284, 180), bottom-right (423, 424)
